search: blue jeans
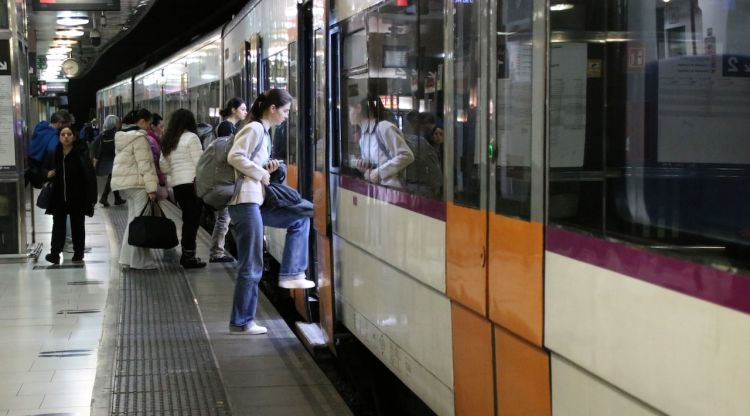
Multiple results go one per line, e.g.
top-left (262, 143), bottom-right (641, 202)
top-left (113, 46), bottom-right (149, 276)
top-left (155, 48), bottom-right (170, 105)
top-left (261, 206), bottom-right (310, 280)
top-left (228, 203), bottom-right (264, 327)
top-left (228, 203), bottom-right (311, 327)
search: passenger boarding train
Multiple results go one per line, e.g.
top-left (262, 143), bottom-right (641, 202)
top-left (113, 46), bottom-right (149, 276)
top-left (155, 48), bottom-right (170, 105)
top-left (98, 0), bottom-right (750, 414)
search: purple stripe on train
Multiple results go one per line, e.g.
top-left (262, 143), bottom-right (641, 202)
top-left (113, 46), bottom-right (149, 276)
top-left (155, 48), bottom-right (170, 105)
top-left (339, 176), bottom-right (447, 221)
top-left (547, 227), bottom-right (750, 315)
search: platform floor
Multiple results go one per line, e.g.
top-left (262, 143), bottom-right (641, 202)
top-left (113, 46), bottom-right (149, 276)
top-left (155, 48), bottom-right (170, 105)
top-left (0, 192), bottom-right (351, 416)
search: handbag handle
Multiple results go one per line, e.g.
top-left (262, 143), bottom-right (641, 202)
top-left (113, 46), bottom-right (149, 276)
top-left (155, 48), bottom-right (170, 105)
top-left (138, 199), bottom-right (164, 217)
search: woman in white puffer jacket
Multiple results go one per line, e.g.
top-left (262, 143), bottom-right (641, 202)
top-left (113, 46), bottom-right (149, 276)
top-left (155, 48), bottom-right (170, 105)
top-left (111, 108), bottom-right (159, 270)
top-left (159, 109), bottom-right (206, 268)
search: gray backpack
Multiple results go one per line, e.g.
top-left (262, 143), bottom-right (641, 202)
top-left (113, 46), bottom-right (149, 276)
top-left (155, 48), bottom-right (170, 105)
top-left (195, 134), bottom-right (263, 209)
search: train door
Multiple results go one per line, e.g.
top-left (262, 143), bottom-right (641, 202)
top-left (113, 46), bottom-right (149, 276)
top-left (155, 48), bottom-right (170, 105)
top-left (446, 0), bottom-right (551, 414)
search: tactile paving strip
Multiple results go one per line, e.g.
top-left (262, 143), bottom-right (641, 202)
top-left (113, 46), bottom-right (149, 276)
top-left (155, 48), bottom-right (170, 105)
top-left (106, 206), bottom-right (230, 416)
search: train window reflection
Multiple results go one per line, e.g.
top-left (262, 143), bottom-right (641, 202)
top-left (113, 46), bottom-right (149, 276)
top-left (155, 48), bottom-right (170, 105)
top-left (494, 0), bottom-right (534, 220)
top-left (336, 0), bottom-right (445, 200)
top-left (453, 0), bottom-right (480, 208)
top-left (548, 0), bottom-right (750, 271)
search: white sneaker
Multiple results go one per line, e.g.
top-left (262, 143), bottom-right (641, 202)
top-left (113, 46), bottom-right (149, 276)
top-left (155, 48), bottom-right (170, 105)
top-left (229, 322), bottom-right (268, 335)
top-left (279, 278), bottom-right (315, 289)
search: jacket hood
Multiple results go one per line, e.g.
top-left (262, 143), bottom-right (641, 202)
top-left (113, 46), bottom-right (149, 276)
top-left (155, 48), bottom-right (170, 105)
top-left (27, 121), bottom-right (59, 162)
top-left (115, 128), bottom-right (148, 152)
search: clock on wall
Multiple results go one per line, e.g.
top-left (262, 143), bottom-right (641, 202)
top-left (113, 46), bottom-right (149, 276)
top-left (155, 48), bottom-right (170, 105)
top-left (62, 58), bottom-right (80, 78)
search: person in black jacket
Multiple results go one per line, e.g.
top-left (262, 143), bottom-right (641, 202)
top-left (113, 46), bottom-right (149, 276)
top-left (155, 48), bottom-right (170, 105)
top-left (91, 114), bottom-right (124, 206)
top-left (44, 127), bottom-right (98, 264)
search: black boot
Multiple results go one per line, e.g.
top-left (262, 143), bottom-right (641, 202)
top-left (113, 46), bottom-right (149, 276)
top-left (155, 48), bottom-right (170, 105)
top-left (113, 191), bottom-right (126, 205)
top-left (180, 251), bottom-right (206, 269)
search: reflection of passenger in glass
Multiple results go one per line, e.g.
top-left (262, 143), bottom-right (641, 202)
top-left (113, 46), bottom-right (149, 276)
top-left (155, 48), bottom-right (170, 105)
top-left (349, 94), bottom-right (414, 188)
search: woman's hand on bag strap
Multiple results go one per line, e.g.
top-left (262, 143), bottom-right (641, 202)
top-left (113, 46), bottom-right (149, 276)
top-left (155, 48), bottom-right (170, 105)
top-left (148, 192), bottom-right (157, 201)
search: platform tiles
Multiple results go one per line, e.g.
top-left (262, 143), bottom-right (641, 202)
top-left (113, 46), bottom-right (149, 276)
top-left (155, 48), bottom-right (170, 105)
top-left (0, 192), bottom-right (350, 416)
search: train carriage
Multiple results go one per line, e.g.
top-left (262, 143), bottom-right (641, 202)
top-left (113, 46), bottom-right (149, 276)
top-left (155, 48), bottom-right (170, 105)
top-left (97, 0), bottom-right (750, 414)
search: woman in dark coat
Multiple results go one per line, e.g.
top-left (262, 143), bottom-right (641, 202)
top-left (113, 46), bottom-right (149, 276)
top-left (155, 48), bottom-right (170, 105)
top-left (44, 126), bottom-right (98, 264)
top-left (91, 114), bottom-right (124, 206)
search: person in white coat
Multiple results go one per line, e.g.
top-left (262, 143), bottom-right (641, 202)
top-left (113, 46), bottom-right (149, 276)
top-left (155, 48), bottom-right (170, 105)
top-left (111, 109), bottom-right (159, 270)
top-left (350, 94), bottom-right (414, 188)
top-left (159, 109), bottom-right (206, 268)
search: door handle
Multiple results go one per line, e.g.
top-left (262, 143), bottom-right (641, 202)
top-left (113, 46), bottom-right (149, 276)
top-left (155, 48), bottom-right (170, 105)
top-left (480, 245), bottom-right (486, 268)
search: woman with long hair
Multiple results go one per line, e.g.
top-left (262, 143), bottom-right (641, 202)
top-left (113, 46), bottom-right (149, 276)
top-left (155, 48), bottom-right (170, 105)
top-left (146, 113), bottom-right (168, 200)
top-left (111, 108), bottom-right (159, 270)
top-left (226, 89), bottom-right (314, 335)
top-left (159, 109), bottom-right (206, 268)
top-left (350, 94), bottom-right (414, 188)
top-left (44, 126), bottom-right (97, 264)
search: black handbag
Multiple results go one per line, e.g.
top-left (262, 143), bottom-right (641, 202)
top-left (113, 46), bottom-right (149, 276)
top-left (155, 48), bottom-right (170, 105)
top-left (128, 200), bottom-right (179, 249)
top-left (36, 181), bottom-right (53, 209)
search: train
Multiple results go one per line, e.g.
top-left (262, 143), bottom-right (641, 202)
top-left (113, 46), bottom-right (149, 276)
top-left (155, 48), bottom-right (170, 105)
top-left (97, 0), bottom-right (750, 414)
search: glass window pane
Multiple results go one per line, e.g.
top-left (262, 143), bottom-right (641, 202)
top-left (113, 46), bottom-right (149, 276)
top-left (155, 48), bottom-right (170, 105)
top-left (453, 0), bottom-right (481, 208)
top-left (494, 0), bottom-right (534, 219)
top-left (549, 0), bottom-right (750, 271)
top-left (336, 0), bottom-right (445, 199)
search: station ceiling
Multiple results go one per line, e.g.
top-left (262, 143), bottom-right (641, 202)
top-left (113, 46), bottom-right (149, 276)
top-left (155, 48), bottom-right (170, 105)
top-left (28, 0), bottom-right (156, 80)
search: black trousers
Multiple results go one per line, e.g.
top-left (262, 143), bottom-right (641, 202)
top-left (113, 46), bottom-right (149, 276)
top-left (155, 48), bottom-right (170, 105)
top-left (100, 174), bottom-right (121, 202)
top-left (173, 183), bottom-right (201, 252)
top-left (51, 210), bottom-right (85, 256)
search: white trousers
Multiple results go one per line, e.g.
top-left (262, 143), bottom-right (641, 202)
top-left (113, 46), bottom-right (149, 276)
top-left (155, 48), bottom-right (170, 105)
top-left (119, 188), bottom-right (156, 269)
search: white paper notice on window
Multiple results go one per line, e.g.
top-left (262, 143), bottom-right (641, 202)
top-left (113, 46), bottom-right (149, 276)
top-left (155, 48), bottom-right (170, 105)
top-left (657, 55), bottom-right (750, 165)
top-left (0, 76), bottom-right (15, 169)
top-left (549, 43), bottom-right (587, 168)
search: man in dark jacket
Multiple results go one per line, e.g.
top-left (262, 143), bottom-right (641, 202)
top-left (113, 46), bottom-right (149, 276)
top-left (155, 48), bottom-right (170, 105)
top-left (26, 111), bottom-right (72, 188)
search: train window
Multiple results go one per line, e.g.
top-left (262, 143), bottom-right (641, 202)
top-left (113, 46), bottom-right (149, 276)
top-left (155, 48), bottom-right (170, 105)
top-left (314, 28), bottom-right (326, 173)
top-left (264, 51), bottom-right (290, 161)
top-left (493, 0), bottom-right (535, 220)
top-left (452, 0), bottom-right (481, 208)
top-left (548, 0), bottom-right (750, 271)
top-left (336, 0), bottom-right (445, 199)
top-left (288, 42), bottom-right (298, 166)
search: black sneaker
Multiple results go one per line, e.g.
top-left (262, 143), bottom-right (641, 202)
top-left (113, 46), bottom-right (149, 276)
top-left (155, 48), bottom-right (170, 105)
top-left (209, 255), bottom-right (234, 263)
top-left (180, 256), bottom-right (207, 269)
top-left (99, 199), bottom-right (110, 207)
top-left (72, 254), bottom-right (84, 262)
top-left (114, 198), bottom-right (126, 205)
top-left (45, 253), bottom-right (60, 265)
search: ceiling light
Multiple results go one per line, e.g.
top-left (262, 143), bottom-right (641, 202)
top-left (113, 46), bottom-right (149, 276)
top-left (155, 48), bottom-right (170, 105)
top-left (52, 38), bottom-right (78, 46)
top-left (48, 47), bottom-right (72, 54)
top-left (46, 54), bottom-right (68, 60)
top-left (550, 3), bottom-right (574, 11)
top-left (56, 29), bottom-right (85, 37)
top-left (57, 16), bottom-right (89, 26)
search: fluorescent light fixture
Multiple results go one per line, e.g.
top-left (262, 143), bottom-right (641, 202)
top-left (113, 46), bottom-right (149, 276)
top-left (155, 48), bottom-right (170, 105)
top-left (56, 29), bottom-right (85, 37)
top-left (550, 3), bottom-right (574, 11)
top-left (48, 47), bottom-right (72, 53)
top-left (46, 54), bottom-right (68, 60)
top-left (57, 16), bottom-right (89, 26)
top-left (52, 39), bottom-right (78, 46)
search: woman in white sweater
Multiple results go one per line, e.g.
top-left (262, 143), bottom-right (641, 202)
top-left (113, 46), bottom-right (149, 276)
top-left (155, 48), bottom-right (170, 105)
top-left (159, 109), bottom-right (206, 268)
top-left (111, 109), bottom-right (159, 270)
top-left (226, 89), bottom-right (314, 335)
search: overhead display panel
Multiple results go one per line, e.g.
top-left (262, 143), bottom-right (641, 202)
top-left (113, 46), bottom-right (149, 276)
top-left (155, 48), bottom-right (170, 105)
top-left (31, 0), bottom-right (120, 11)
